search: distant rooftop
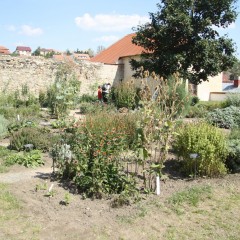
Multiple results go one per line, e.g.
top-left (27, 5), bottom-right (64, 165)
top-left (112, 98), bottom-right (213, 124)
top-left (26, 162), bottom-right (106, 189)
top-left (16, 46), bottom-right (31, 52)
top-left (90, 33), bottom-right (146, 64)
top-left (0, 45), bottom-right (10, 54)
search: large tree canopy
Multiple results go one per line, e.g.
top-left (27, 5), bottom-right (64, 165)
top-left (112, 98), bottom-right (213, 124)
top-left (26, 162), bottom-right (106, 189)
top-left (131, 0), bottom-right (238, 84)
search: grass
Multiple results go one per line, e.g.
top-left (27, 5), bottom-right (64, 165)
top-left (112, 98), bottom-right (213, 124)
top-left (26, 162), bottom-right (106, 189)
top-left (0, 183), bottom-right (41, 240)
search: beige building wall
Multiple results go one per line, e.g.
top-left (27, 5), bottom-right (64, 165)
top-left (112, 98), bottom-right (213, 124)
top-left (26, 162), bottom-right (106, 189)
top-left (197, 73), bottom-right (223, 101)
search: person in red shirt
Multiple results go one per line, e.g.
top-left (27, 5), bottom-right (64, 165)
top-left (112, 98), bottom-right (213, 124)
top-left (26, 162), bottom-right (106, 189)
top-left (97, 86), bottom-right (102, 102)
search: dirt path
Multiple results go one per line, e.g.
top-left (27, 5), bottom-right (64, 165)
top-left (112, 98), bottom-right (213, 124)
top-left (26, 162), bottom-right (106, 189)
top-left (0, 166), bottom-right (52, 183)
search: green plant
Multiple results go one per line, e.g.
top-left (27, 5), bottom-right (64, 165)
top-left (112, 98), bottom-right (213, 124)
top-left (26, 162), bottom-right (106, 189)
top-left (10, 127), bottom-right (58, 151)
top-left (207, 106), bottom-right (240, 129)
top-left (79, 94), bottom-right (97, 103)
top-left (111, 81), bottom-right (139, 109)
top-left (191, 96), bottom-right (200, 106)
top-left (6, 150), bottom-right (43, 168)
top-left (173, 121), bottom-right (228, 177)
top-left (46, 64), bottom-right (80, 118)
top-left (224, 93), bottom-right (240, 107)
top-left (52, 112), bottom-right (138, 199)
top-left (226, 138), bottom-right (240, 173)
top-left (0, 115), bottom-right (8, 138)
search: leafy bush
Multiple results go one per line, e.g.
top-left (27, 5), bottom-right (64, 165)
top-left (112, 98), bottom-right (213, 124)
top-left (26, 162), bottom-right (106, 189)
top-left (207, 106), bottom-right (240, 129)
top-left (46, 65), bottom-right (80, 118)
top-left (52, 112), bottom-right (139, 199)
top-left (0, 105), bottom-right (40, 120)
top-left (0, 115), bottom-right (8, 138)
top-left (226, 139), bottom-right (240, 173)
top-left (79, 94), bottom-right (97, 103)
top-left (191, 96), bottom-right (200, 106)
top-left (224, 93), bottom-right (240, 107)
top-left (79, 102), bottom-right (100, 114)
top-left (10, 127), bottom-right (58, 152)
top-left (6, 150), bottom-right (43, 168)
top-left (226, 128), bottom-right (240, 173)
top-left (187, 104), bottom-right (208, 118)
top-left (111, 82), bottom-right (139, 109)
top-left (173, 121), bottom-right (228, 177)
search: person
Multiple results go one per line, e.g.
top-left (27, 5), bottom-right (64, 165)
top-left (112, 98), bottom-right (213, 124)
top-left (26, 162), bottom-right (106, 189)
top-left (97, 85), bottom-right (102, 102)
top-left (102, 83), bottom-right (111, 103)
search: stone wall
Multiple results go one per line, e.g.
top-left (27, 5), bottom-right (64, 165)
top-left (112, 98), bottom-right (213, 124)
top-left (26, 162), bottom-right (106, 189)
top-left (0, 55), bottom-right (122, 96)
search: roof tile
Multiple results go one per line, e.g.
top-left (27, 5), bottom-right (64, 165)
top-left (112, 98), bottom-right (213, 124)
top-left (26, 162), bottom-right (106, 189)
top-left (90, 33), bottom-right (145, 64)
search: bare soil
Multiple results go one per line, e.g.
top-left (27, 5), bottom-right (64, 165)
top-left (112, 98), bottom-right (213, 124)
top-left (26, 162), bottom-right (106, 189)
top-left (1, 152), bottom-right (240, 240)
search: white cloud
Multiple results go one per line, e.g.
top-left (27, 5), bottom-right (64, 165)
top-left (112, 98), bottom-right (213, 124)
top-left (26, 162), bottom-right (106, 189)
top-left (6, 25), bottom-right (16, 31)
top-left (20, 25), bottom-right (43, 36)
top-left (93, 35), bottom-right (119, 42)
top-left (75, 13), bottom-right (149, 31)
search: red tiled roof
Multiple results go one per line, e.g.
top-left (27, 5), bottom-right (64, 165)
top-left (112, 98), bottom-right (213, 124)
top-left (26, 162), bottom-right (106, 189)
top-left (16, 46), bottom-right (31, 52)
top-left (90, 33), bottom-right (146, 64)
top-left (0, 45), bottom-right (10, 54)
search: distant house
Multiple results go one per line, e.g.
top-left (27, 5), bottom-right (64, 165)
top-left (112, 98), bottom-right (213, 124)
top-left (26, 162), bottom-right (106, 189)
top-left (15, 46), bottom-right (32, 56)
top-left (91, 33), bottom-right (225, 101)
top-left (0, 46), bottom-right (10, 55)
top-left (39, 48), bottom-right (55, 56)
top-left (73, 53), bottom-right (90, 61)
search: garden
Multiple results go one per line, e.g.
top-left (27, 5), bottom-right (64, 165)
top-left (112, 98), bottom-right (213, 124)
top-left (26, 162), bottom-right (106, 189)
top-left (0, 65), bottom-right (240, 240)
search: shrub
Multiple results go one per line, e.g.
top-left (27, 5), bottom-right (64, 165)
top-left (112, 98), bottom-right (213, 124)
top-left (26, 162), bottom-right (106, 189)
top-left (226, 139), bottom-right (240, 173)
top-left (173, 121), bottom-right (228, 177)
top-left (6, 150), bottom-right (43, 168)
top-left (191, 96), bottom-right (200, 106)
top-left (0, 115), bottom-right (8, 138)
top-left (79, 94), bottom-right (96, 103)
top-left (224, 93), bottom-right (240, 107)
top-left (111, 81), bottom-right (139, 109)
top-left (52, 112), bottom-right (139, 199)
top-left (79, 102), bottom-right (100, 114)
top-left (207, 106), bottom-right (240, 129)
top-left (10, 127), bottom-right (58, 152)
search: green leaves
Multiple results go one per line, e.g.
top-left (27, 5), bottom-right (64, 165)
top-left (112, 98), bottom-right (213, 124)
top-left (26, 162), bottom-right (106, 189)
top-left (131, 0), bottom-right (237, 84)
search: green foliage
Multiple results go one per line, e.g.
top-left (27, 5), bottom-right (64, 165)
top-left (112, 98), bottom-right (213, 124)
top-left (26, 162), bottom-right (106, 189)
top-left (131, 0), bottom-right (237, 84)
top-left (207, 106), bottom-right (240, 129)
top-left (173, 121), bottom-right (228, 177)
top-left (227, 139), bottom-right (240, 173)
top-left (111, 81), bottom-right (139, 109)
top-left (79, 102), bottom-right (101, 114)
top-left (191, 96), bottom-right (200, 106)
top-left (46, 64), bottom-right (80, 118)
top-left (10, 127), bottom-right (58, 152)
top-left (226, 128), bottom-right (240, 173)
top-left (6, 150), bottom-right (43, 168)
top-left (227, 59), bottom-right (240, 79)
top-left (187, 101), bottom-right (225, 118)
top-left (52, 112), bottom-right (138, 199)
top-left (224, 93), bottom-right (240, 107)
top-left (0, 115), bottom-right (8, 138)
top-left (79, 94), bottom-right (97, 103)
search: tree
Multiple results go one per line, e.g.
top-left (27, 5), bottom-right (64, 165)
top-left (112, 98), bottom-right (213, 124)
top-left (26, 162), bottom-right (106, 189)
top-left (227, 59), bottom-right (240, 79)
top-left (131, 0), bottom-right (238, 84)
top-left (96, 45), bottom-right (105, 55)
top-left (32, 47), bottom-right (41, 56)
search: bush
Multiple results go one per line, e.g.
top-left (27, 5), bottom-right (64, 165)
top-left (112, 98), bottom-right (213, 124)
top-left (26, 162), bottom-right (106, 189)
top-left (52, 112), bottom-right (139, 199)
top-left (6, 150), bottom-right (43, 168)
top-left (207, 106), bottom-right (240, 129)
top-left (79, 102), bottom-right (100, 114)
top-left (0, 115), bottom-right (8, 138)
top-left (173, 121), bottom-right (228, 177)
top-left (224, 93), bottom-right (240, 107)
top-left (226, 139), bottom-right (240, 173)
top-left (79, 94), bottom-right (96, 103)
top-left (10, 127), bottom-right (58, 152)
top-left (111, 82), bottom-right (139, 109)
top-left (191, 96), bottom-right (200, 106)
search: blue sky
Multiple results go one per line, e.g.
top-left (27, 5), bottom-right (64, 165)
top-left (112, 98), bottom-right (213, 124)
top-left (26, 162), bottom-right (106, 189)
top-left (1, 0), bottom-right (240, 57)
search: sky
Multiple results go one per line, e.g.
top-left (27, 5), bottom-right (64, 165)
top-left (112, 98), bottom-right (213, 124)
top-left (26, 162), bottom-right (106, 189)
top-left (1, 0), bottom-right (240, 57)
